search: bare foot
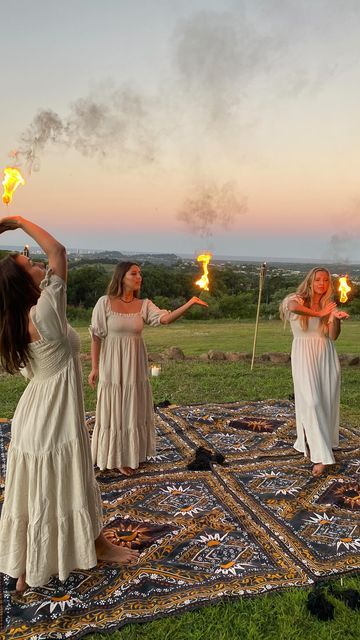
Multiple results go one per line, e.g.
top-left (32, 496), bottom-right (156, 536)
top-left (312, 463), bottom-right (326, 477)
top-left (16, 574), bottom-right (28, 593)
top-left (118, 466), bottom-right (137, 476)
top-left (95, 532), bottom-right (139, 564)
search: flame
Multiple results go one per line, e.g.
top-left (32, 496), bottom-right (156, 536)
top-left (338, 275), bottom-right (351, 303)
top-left (2, 167), bottom-right (25, 205)
top-left (195, 253), bottom-right (212, 291)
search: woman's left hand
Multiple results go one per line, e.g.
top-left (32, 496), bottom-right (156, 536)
top-left (0, 216), bottom-right (22, 233)
top-left (190, 296), bottom-right (208, 307)
top-left (332, 310), bottom-right (350, 320)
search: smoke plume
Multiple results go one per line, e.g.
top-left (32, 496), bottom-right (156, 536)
top-left (178, 181), bottom-right (247, 237)
top-left (13, 85), bottom-right (156, 173)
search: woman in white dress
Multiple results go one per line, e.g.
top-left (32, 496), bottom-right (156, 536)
top-left (280, 268), bottom-right (349, 476)
top-left (0, 216), bottom-right (138, 591)
top-left (88, 262), bottom-right (207, 475)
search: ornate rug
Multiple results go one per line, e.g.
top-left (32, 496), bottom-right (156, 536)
top-left (0, 400), bottom-right (359, 640)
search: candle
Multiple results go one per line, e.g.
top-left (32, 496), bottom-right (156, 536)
top-left (151, 365), bottom-right (161, 377)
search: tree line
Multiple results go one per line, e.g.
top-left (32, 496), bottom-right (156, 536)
top-left (65, 262), bottom-right (360, 322)
top-left (1, 249), bottom-right (358, 321)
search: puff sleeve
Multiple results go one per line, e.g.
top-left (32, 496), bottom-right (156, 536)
top-left (89, 296), bottom-right (109, 339)
top-left (32, 269), bottom-right (67, 340)
top-left (283, 294), bottom-right (304, 320)
top-left (142, 299), bottom-right (169, 327)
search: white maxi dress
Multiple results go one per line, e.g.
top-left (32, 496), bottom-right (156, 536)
top-left (90, 296), bottom-right (167, 470)
top-left (286, 295), bottom-right (340, 464)
top-left (0, 272), bottom-right (103, 587)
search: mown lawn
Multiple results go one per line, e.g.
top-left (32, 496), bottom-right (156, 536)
top-left (1, 319), bottom-right (359, 639)
top-left (77, 318), bottom-right (360, 357)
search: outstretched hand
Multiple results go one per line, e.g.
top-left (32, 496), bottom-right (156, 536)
top-left (190, 296), bottom-right (208, 307)
top-left (332, 310), bottom-right (350, 320)
top-left (0, 216), bottom-right (22, 234)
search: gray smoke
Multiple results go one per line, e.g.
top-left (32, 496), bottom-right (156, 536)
top-left (173, 9), bottom-right (280, 123)
top-left (326, 199), bottom-right (360, 262)
top-left (328, 232), bottom-right (353, 264)
top-left (178, 181), bottom-right (247, 237)
top-left (14, 86), bottom-right (156, 173)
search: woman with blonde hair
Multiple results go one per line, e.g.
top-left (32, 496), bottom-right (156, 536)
top-left (280, 267), bottom-right (348, 476)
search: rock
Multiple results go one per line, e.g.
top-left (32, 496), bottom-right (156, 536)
top-left (148, 352), bottom-right (162, 363)
top-left (161, 346), bottom-right (185, 361)
top-left (339, 354), bottom-right (360, 366)
top-left (268, 352), bottom-right (291, 364)
top-left (208, 350), bottom-right (226, 361)
top-left (258, 353), bottom-right (271, 362)
top-left (225, 352), bottom-right (243, 361)
top-left (237, 352), bottom-right (252, 361)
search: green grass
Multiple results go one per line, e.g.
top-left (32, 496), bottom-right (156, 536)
top-left (1, 320), bottom-right (359, 639)
top-left (78, 318), bottom-right (360, 357)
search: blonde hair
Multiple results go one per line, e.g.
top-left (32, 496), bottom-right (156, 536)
top-left (280, 267), bottom-right (334, 334)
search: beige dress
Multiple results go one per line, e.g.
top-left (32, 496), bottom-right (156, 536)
top-left (285, 294), bottom-right (340, 464)
top-left (90, 296), bottom-right (167, 470)
top-left (0, 272), bottom-right (103, 587)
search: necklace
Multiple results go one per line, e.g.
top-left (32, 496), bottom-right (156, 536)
top-left (120, 297), bottom-right (134, 303)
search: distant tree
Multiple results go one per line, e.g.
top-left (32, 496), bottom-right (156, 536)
top-left (67, 265), bottom-right (108, 307)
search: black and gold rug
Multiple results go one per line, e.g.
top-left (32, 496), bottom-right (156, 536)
top-left (0, 401), bottom-right (359, 639)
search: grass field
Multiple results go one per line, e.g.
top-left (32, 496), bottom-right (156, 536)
top-left (1, 319), bottom-right (359, 639)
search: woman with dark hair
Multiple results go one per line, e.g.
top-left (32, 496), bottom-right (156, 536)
top-left (280, 268), bottom-right (349, 476)
top-left (88, 261), bottom-right (207, 475)
top-left (0, 217), bottom-right (138, 591)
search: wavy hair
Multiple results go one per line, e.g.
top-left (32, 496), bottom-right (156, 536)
top-left (0, 254), bottom-right (41, 373)
top-left (106, 261), bottom-right (141, 298)
top-left (280, 267), bottom-right (334, 334)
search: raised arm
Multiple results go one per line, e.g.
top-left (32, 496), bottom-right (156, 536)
top-left (160, 296), bottom-right (208, 325)
top-left (0, 216), bottom-right (67, 281)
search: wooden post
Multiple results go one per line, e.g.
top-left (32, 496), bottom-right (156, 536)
top-left (251, 262), bottom-right (267, 371)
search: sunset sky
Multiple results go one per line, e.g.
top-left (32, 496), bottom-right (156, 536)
top-left (1, 0), bottom-right (360, 261)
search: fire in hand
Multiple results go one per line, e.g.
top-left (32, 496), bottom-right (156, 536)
top-left (338, 275), bottom-right (351, 303)
top-left (195, 253), bottom-right (212, 291)
top-left (2, 167), bottom-right (25, 205)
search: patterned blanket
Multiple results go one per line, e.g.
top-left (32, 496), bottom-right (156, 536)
top-left (0, 400), bottom-right (359, 639)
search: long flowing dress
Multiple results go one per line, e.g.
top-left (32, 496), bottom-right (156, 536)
top-left (0, 271), bottom-right (103, 587)
top-left (90, 296), bottom-right (167, 470)
top-left (286, 295), bottom-right (340, 464)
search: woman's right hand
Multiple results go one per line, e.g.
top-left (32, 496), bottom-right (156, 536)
top-left (189, 296), bottom-right (208, 308)
top-left (318, 301), bottom-right (337, 317)
top-left (88, 368), bottom-right (98, 389)
top-left (0, 216), bottom-right (22, 233)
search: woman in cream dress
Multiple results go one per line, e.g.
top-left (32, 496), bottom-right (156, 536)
top-left (280, 268), bottom-right (348, 476)
top-left (88, 262), bottom-right (207, 475)
top-left (0, 217), bottom-right (138, 590)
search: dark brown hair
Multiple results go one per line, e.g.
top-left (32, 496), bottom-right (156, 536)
top-left (0, 254), bottom-right (41, 373)
top-left (106, 262), bottom-right (141, 298)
